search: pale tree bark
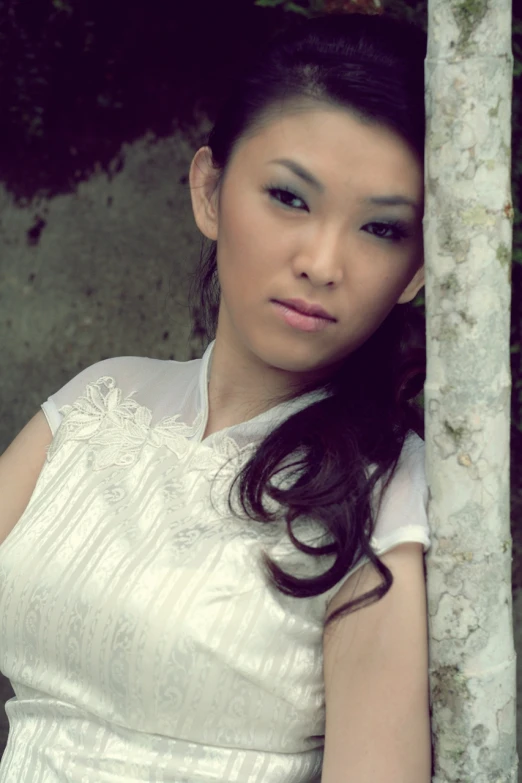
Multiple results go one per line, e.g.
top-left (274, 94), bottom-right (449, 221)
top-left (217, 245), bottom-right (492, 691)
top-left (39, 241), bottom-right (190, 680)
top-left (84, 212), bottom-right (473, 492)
top-left (424, 0), bottom-right (516, 780)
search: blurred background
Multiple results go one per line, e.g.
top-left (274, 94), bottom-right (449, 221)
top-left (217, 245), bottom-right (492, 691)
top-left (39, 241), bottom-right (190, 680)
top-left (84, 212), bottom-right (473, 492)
top-left (0, 0), bottom-right (521, 763)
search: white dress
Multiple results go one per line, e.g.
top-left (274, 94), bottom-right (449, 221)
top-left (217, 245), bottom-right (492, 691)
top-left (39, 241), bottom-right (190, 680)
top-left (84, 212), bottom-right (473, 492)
top-left (0, 340), bottom-right (430, 782)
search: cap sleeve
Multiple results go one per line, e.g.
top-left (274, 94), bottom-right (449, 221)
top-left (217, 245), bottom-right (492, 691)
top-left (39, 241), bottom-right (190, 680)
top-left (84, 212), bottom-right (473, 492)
top-left (321, 432), bottom-right (430, 610)
top-left (369, 432), bottom-right (430, 555)
top-left (40, 357), bottom-right (154, 437)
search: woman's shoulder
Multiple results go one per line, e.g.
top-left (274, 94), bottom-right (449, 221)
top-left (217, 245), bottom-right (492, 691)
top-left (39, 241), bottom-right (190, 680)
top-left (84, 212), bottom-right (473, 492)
top-left (401, 429), bottom-right (425, 468)
top-left (41, 354), bottom-right (203, 437)
top-left (369, 429), bottom-right (428, 551)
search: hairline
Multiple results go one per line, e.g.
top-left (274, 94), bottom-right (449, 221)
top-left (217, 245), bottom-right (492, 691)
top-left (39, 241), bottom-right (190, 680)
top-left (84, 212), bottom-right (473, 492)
top-left (211, 95), bottom-right (419, 188)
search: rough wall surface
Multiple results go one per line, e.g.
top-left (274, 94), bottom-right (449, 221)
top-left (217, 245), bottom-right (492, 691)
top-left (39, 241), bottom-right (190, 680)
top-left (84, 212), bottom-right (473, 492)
top-left (0, 128), bottom-right (209, 453)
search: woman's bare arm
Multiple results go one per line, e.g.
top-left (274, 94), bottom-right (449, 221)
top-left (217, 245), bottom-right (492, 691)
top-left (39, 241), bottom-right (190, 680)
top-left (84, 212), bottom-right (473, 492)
top-left (321, 542), bottom-right (432, 783)
top-left (0, 411), bottom-right (53, 548)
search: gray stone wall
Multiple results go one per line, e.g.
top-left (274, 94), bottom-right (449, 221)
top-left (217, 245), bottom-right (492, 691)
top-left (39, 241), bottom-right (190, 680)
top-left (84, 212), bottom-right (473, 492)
top-left (0, 128), bottom-right (209, 452)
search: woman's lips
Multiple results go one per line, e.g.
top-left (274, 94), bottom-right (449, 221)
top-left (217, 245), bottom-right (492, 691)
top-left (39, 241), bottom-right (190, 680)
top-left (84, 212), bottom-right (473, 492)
top-left (271, 300), bottom-right (335, 333)
top-left (276, 298), bottom-right (335, 321)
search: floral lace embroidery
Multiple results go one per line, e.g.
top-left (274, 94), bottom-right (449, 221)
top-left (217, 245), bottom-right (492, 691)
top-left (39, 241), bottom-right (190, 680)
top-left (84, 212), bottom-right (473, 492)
top-left (46, 377), bottom-right (256, 472)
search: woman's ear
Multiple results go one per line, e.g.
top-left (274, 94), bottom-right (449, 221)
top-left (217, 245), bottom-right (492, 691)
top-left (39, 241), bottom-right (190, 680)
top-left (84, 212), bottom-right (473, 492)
top-left (189, 146), bottom-right (221, 241)
top-left (396, 264), bottom-right (425, 305)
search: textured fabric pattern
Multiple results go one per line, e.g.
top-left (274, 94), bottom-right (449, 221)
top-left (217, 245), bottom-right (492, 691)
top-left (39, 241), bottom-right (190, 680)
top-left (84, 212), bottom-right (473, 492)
top-left (0, 342), bottom-right (430, 782)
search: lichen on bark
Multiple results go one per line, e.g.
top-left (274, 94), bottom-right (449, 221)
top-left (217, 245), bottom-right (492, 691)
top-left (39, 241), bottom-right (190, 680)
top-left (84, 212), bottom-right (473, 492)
top-left (425, 0), bottom-right (516, 779)
top-left (451, 0), bottom-right (489, 53)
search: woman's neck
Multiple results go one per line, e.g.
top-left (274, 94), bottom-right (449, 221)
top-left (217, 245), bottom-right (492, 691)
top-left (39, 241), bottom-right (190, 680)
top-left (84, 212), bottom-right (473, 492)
top-left (203, 337), bottom-right (303, 439)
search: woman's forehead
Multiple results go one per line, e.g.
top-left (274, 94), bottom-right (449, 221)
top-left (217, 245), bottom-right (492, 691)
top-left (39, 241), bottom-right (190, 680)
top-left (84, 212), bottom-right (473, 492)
top-left (227, 104), bottom-right (423, 201)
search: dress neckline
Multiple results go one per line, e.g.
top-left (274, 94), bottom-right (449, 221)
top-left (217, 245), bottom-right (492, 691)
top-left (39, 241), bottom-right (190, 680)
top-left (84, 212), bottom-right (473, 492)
top-left (45, 343), bottom-right (332, 470)
top-left (195, 341), bottom-right (331, 447)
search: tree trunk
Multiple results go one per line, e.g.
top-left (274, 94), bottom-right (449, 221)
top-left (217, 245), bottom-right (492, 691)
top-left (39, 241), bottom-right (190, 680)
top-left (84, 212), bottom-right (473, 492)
top-left (424, 1), bottom-right (516, 780)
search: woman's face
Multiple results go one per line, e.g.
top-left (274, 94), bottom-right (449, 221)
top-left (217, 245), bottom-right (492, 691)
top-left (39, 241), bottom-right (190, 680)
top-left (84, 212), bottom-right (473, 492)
top-left (190, 103), bottom-right (425, 380)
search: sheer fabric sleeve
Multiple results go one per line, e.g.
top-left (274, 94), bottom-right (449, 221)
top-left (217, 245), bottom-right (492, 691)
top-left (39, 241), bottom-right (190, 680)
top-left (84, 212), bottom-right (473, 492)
top-left (369, 431), bottom-right (430, 555)
top-left (321, 432), bottom-right (430, 610)
top-left (40, 357), bottom-right (155, 436)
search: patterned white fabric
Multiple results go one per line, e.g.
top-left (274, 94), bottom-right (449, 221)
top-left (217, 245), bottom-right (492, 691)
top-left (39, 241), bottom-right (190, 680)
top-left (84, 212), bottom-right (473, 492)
top-left (0, 340), bottom-right (430, 782)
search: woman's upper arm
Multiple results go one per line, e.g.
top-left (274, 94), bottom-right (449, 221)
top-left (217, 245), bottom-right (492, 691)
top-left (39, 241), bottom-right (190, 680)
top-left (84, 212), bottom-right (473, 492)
top-left (321, 541), bottom-right (432, 783)
top-left (0, 410), bottom-right (53, 548)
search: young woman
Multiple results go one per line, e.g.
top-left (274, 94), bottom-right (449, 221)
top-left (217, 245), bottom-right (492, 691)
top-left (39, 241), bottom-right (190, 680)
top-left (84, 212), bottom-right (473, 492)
top-left (0, 13), bottom-right (432, 783)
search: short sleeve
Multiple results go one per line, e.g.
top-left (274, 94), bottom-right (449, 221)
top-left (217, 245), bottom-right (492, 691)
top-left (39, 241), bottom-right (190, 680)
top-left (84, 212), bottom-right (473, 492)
top-left (40, 357), bottom-right (160, 436)
top-left (369, 431), bottom-right (430, 556)
top-left (321, 432), bottom-right (430, 609)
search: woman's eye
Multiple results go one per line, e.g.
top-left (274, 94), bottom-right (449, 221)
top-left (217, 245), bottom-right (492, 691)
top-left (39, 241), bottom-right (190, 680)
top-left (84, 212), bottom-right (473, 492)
top-left (364, 222), bottom-right (409, 242)
top-left (267, 187), bottom-right (308, 211)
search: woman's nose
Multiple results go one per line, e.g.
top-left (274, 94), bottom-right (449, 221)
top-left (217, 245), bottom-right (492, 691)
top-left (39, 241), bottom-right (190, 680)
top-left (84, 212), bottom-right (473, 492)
top-left (291, 233), bottom-right (344, 287)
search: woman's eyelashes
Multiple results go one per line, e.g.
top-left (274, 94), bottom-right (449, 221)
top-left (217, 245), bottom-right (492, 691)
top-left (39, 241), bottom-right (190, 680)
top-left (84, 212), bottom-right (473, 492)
top-left (363, 220), bottom-right (411, 243)
top-left (265, 184), bottom-right (308, 211)
top-left (264, 184), bottom-right (413, 243)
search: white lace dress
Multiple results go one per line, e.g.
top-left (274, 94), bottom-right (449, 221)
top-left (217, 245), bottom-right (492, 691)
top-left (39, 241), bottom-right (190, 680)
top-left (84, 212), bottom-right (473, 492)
top-left (0, 341), bottom-right (430, 782)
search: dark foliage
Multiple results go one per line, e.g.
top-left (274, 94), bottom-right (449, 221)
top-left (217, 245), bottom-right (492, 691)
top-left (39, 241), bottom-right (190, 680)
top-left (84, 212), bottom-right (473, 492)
top-left (0, 0), bottom-right (286, 200)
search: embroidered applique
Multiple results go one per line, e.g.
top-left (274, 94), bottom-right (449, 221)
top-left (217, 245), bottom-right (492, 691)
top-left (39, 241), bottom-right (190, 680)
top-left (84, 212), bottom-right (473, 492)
top-left (46, 377), bottom-right (256, 472)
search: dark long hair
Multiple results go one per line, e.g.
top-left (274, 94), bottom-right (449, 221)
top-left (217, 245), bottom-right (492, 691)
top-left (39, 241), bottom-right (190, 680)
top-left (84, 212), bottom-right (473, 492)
top-left (189, 13), bottom-right (427, 629)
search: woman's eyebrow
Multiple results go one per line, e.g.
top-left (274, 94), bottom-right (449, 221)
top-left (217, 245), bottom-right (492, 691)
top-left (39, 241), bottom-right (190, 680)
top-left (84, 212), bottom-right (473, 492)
top-left (268, 158), bottom-right (419, 210)
top-left (367, 195), bottom-right (418, 210)
top-left (268, 159), bottom-right (324, 192)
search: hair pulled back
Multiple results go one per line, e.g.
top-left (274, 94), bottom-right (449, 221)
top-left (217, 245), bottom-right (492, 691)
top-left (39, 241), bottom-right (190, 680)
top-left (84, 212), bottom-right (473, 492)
top-left (190, 13), bottom-right (427, 628)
